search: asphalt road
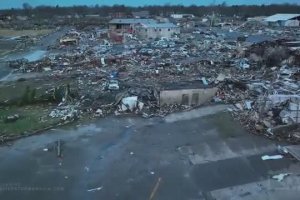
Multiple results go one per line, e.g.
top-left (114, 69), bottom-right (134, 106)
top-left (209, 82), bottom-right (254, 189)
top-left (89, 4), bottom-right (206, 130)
top-left (0, 106), bottom-right (299, 200)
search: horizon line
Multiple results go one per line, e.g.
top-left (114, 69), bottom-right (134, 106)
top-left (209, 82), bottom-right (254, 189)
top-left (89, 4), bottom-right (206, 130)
top-left (1, 2), bottom-right (300, 10)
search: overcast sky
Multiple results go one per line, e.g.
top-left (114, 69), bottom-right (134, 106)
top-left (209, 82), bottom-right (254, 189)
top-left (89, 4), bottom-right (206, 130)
top-left (0, 0), bottom-right (298, 9)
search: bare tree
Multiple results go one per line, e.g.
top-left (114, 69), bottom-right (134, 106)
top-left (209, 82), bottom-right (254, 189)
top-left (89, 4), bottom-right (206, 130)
top-left (22, 2), bottom-right (32, 10)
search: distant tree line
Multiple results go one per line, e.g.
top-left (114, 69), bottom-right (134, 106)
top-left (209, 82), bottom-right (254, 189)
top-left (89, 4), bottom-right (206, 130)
top-left (1, 3), bottom-right (300, 19)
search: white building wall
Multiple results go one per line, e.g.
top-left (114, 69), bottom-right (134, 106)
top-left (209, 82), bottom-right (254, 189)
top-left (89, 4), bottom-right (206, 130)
top-left (138, 27), bottom-right (180, 39)
top-left (160, 88), bottom-right (218, 106)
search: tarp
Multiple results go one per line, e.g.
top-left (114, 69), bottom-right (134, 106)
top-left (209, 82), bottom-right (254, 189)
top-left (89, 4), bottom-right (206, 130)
top-left (120, 96), bottom-right (138, 112)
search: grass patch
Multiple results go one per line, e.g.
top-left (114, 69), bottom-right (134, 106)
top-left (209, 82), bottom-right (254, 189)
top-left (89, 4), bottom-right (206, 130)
top-left (0, 29), bottom-right (53, 37)
top-left (0, 105), bottom-right (59, 136)
top-left (0, 78), bottom-right (76, 104)
top-left (0, 82), bottom-right (40, 103)
top-left (0, 78), bottom-right (79, 136)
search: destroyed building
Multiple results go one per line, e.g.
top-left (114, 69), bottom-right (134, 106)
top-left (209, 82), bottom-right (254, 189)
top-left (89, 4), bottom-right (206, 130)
top-left (159, 82), bottom-right (218, 106)
top-left (108, 18), bottom-right (179, 41)
top-left (0, 13), bottom-right (12, 21)
top-left (264, 14), bottom-right (300, 27)
top-left (108, 18), bottom-right (157, 33)
top-left (2, 7), bottom-right (300, 146)
top-left (170, 14), bottom-right (195, 19)
top-left (135, 22), bottom-right (180, 39)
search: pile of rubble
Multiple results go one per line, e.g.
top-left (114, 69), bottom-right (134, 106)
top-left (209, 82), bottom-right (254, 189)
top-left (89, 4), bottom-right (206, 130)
top-left (49, 104), bottom-right (80, 121)
top-left (4, 25), bottom-right (300, 143)
top-left (220, 63), bottom-right (300, 142)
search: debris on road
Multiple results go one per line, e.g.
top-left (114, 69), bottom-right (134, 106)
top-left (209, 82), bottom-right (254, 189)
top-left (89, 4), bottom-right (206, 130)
top-left (282, 145), bottom-right (300, 161)
top-left (149, 177), bottom-right (162, 200)
top-left (56, 140), bottom-right (62, 157)
top-left (87, 186), bottom-right (103, 192)
top-left (272, 173), bottom-right (290, 182)
top-left (84, 166), bottom-right (90, 172)
top-left (261, 155), bottom-right (284, 160)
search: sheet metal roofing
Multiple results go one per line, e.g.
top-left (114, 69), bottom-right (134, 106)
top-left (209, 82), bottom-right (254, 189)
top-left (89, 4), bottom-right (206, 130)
top-left (109, 18), bottom-right (156, 24)
top-left (141, 23), bottom-right (178, 28)
top-left (264, 14), bottom-right (300, 22)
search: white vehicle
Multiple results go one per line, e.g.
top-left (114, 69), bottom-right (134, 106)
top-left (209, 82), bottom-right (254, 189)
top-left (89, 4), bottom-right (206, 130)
top-left (107, 80), bottom-right (119, 90)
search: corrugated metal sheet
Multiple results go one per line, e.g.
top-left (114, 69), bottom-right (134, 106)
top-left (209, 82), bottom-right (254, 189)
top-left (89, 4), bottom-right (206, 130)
top-left (141, 23), bottom-right (178, 28)
top-left (109, 18), bottom-right (156, 24)
top-left (264, 14), bottom-right (300, 22)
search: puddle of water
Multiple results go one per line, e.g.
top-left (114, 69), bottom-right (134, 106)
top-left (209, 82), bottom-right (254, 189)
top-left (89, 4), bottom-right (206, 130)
top-left (24, 50), bottom-right (46, 62)
top-left (4, 50), bottom-right (47, 62)
top-left (164, 105), bottom-right (229, 123)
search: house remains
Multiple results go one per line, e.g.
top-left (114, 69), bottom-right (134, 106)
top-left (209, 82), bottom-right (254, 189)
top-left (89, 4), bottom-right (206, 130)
top-left (108, 18), bottom-right (156, 33)
top-left (170, 14), bottom-right (195, 19)
top-left (136, 22), bottom-right (180, 39)
top-left (264, 14), bottom-right (300, 27)
top-left (159, 82), bottom-right (218, 106)
top-left (108, 18), bottom-right (179, 41)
